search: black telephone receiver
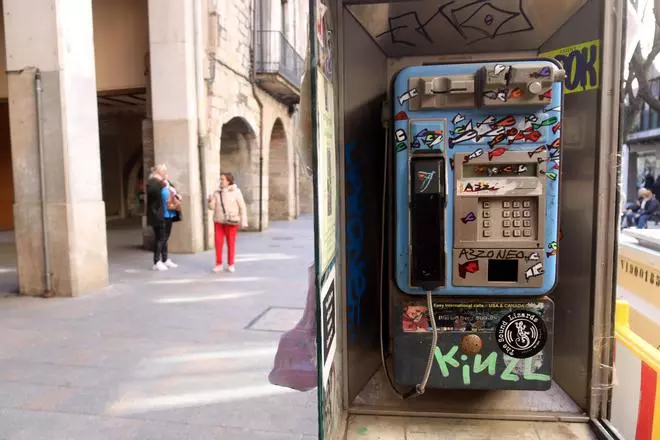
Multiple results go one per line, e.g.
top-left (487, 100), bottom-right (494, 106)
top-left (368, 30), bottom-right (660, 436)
top-left (410, 153), bottom-right (446, 290)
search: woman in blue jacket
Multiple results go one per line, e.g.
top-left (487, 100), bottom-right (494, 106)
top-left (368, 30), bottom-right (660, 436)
top-left (146, 164), bottom-right (180, 271)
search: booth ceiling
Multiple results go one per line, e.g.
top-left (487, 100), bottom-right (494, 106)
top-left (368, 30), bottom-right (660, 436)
top-left (345, 0), bottom-right (588, 57)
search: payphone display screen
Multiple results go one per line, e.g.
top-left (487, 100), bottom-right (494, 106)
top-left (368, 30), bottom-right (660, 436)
top-left (393, 61), bottom-right (562, 296)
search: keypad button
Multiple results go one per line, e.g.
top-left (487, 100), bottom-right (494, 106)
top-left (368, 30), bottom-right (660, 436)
top-left (513, 230), bottom-right (521, 237)
top-left (513, 211), bottom-right (521, 218)
top-left (483, 211), bottom-right (491, 218)
top-left (513, 201), bottom-right (521, 208)
top-left (503, 201), bottom-right (511, 208)
top-left (523, 201), bottom-right (531, 208)
top-left (503, 211), bottom-right (511, 218)
top-left (483, 230), bottom-right (491, 237)
top-left (523, 220), bottom-right (532, 227)
top-left (503, 220), bottom-right (511, 227)
top-left (523, 211), bottom-right (531, 218)
top-left (483, 220), bottom-right (491, 228)
top-left (503, 230), bottom-right (511, 237)
top-left (483, 201), bottom-right (490, 209)
top-left (513, 220), bottom-right (521, 227)
top-left (523, 230), bottom-right (532, 237)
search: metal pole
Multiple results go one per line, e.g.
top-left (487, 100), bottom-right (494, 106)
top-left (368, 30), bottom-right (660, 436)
top-left (35, 70), bottom-right (52, 294)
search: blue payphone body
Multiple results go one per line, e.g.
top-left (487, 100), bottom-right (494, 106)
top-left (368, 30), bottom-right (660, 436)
top-left (393, 60), bottom-right (563, 296)
top-left (390, 60), bottom-right (565, 392)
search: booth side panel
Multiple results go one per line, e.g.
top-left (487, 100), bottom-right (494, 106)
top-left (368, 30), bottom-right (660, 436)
top-left (538, 0), bottom-right (604, 410)
top-left (342, 9), bottom-right (389, 403)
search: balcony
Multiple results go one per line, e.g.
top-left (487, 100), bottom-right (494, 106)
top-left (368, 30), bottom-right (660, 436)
top-left (255, 31), bottom-right (303, 105)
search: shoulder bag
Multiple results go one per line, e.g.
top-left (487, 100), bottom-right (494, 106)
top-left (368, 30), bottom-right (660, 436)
top-left (219, 191), bottom-right (240, 225)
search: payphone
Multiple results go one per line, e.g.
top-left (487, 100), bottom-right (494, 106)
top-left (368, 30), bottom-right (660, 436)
top-left (389, 60), bottom-right (565, 393)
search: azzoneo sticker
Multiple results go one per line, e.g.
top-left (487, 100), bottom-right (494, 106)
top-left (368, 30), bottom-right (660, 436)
top-left (496, 310), bottom-right (547, 359)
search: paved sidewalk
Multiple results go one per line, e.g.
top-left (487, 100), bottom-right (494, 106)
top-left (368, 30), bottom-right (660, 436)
top-left (0, 216), bottom-right (318, 439)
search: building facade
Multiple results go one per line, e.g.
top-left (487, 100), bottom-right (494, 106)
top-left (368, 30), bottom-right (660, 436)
top-left (1, 0), bottom-right (310, 296)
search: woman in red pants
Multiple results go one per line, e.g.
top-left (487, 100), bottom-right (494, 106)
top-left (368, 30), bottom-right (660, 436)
top-left (207, 172), bottom-right (249, 272)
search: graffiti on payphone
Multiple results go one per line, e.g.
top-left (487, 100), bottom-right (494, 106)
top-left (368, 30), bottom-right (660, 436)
top-left (448, 114), bottom-right (558, 149)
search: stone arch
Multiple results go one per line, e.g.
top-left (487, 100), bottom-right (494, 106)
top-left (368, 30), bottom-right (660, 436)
top-left (268, 118), bottom-right (291, 221)
top-left (220, 117), bottom-right (259, 229)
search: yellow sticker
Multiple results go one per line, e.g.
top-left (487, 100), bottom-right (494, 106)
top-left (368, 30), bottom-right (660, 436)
top-left (539, 39), bottom-right (600, 94)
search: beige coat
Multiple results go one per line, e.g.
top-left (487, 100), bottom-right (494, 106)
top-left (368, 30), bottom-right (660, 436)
top-left (208, 184), bottom-right (248, 227)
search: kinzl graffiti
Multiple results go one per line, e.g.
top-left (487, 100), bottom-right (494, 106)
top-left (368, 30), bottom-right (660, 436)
top-left (434, 346), bottom-right (550, 385)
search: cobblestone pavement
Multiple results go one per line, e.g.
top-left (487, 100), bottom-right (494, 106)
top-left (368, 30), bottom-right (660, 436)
top-left (0, 216), bottom-right (318, 439)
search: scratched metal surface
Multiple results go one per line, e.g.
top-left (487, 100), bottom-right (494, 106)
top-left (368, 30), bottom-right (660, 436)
top-left (537, 0), bottom-right (603, 412)
top-left (346, 0), bottom-right (588, 57)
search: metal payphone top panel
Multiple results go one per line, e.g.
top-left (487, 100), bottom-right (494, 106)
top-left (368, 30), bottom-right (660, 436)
top-left (393, 60), bottom-right (562, 296)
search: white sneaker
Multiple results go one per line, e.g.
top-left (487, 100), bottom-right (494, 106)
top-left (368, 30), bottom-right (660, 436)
top-left (164, 259), bottom-right (178, 268)
top-left (228, 265), bottom-right (235, 273)
top-left (153, 261), bottom-right (168, 271)
top-left (212, 265), bottom-right (223, 273)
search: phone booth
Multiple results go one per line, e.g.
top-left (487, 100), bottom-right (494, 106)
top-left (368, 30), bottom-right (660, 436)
top-left (306, 0), bottom-right (624, 438)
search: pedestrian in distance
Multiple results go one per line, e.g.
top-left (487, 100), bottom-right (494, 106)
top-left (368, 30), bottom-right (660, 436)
top-left (146, 164), bottom-right (182, 271)
top-left (207, 172), bottom-right (248, 273)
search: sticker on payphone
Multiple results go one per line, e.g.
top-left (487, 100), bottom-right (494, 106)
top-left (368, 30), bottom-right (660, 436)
top-left (393, 60), bottom-right (563, 297)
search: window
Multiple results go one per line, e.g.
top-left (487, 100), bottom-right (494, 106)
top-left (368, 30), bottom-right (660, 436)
top-left (281, 0), bottom-right (288, 37)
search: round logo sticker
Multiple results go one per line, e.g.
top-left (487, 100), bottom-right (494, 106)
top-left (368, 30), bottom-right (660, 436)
top-left (496, 310), bottom-right (547, 359)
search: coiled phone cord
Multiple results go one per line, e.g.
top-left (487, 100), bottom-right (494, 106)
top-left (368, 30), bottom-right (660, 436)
top-left (379, 104), bottom-right (438, 399)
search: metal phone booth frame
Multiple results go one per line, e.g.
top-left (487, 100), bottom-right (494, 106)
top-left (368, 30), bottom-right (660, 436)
top-left (318, 0), bottom-right (624, 438)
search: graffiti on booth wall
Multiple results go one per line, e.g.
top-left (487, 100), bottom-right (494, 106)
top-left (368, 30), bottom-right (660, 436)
top-left (464, 181), bottom-right (500, 192)
top-left (345, 141), bottom-right (366, 342)
top-left (412, 128), bottom-right (444, 149)
top-left (546, 241), bottom-right (558, 257)
top-left (448, 114), bottom-right (553, 149)
top-left (458, 260), bottom-right (480, 278)
top-left (528, 138), bottom-right (561, 161)
top-left (394, 128), bottom-right (407, 152)
top-left (440, 0), bottom-right (534, 45)
top-left (530, 66), bottom-right (551, 78)
top-left (434, 347), bottom-right (550, 385)
top-left (398, 88), bottom-right (418, 105)
top-left (526, 252), bottom-right (540, 262)
top-left (458, 248), bottom-right (535, 261)
top-left (540, 170), bottom-right (558, 181)
top-left (524, 262), bottom-right (544, 281)
top-left (488, 147), bottom-right (508, 161)
top-left (449, 158), bottom-right (456, 170)
top-left (539, 40), bottom-right (600, 95)
top-left (395, 111), bottom-right (408, 121)
top-left (463, 148), bottom-right (484, 163)
top-left (461, 212), bottom-right (476, 224)
top-left (472, 164), bottom-right (528, 177)
top-left (375, 1), bottom-right (534, 47)
top-left (483, 87), bottom-right (526, 103)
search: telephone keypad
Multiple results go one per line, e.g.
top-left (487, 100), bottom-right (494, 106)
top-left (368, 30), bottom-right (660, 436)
top-left (477, 197), bottom-right (537, 241)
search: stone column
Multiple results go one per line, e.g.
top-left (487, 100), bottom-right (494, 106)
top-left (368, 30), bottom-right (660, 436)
top-left (148, 0), bottom-right (203, 253)
top-left (3, 0), bottom-right (108, 296)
